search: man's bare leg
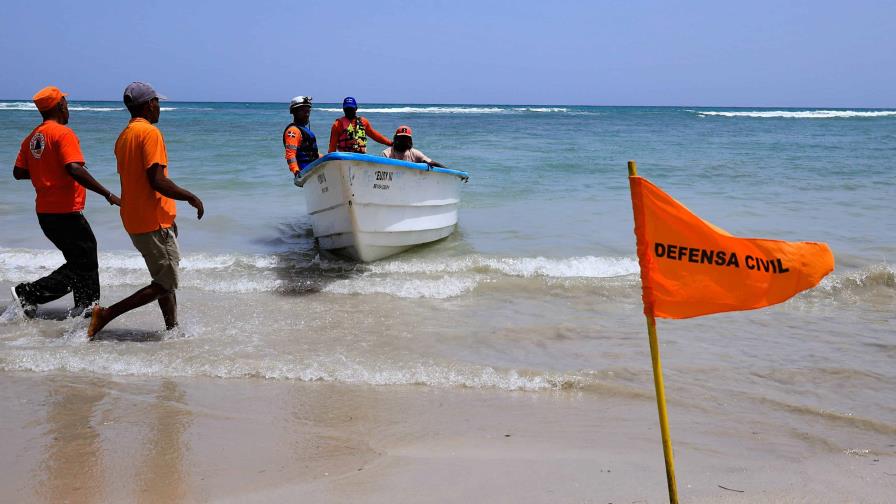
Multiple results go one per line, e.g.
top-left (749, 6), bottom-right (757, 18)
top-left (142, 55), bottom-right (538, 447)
top-left (158, 291), bottom-right (177, 330)
top-left (88, 283), bottom-right (170, 340)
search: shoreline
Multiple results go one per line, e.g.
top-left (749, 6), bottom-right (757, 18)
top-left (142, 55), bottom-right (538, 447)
top-left (1, 372), bottom-right (893, 503)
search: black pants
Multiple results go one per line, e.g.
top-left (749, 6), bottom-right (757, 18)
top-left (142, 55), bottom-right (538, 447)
top-left (16, 212), bottom-right (100, 308)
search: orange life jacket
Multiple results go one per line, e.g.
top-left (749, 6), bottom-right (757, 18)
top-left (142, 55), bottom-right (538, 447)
top-left (335, 116), bottom-right (368, 153)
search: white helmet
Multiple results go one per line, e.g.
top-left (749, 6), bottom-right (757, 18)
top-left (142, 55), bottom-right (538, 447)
top-left (289, 96), bottom-right (312, 110)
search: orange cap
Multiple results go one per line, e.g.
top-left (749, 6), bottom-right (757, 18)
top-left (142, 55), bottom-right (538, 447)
top-left (395, 125), bottom-right (413, 137)
top-left (33, 86), bottom-right (68, 112)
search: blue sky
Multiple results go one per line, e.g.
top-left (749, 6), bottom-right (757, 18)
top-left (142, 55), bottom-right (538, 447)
top-left (0, 0), bottom-right (893, 106)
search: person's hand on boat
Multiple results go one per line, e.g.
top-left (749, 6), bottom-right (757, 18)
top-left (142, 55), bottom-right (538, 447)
top-left (293, 171), bottom-right (303, 187)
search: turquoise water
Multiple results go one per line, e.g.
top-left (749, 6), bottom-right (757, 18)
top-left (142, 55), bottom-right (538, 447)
top-left (2, 102), bottom-right (893, 262)
top-left (1, 102), bottom-right (894, 452)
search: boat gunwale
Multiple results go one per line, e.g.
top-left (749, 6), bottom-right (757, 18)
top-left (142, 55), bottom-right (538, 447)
top-left (297, 152), bottom-right (469, 186)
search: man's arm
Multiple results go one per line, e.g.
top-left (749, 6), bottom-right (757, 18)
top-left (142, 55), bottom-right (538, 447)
top-left (363, 118), bottom-right (393, 147)
top-left (13, 166), bottom-right (29, 180)
top-left (284, 126), bottom-right (302, 174)
top-left (414, 150), bottom-right (445, 168)
top-left (147, 164), bottom-right (204, 219)
top-left (65, 163), bottom-right (121, 206)
top-left (328, 121), bottom-right (339, 153)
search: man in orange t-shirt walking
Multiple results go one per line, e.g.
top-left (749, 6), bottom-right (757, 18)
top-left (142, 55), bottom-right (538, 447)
top-left (328, 97), bottom-right (393, 154)
top-left (10, 86), bottom-right (121, 318)
top-left (88, 82), bottom-right (204, 340)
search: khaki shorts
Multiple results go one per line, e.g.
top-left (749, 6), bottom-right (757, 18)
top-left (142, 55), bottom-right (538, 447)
top-left (129, 224), bottom-right (180, 291)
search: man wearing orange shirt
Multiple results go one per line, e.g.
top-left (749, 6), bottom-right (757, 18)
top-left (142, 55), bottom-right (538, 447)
top-left (10, 86), bottom-right (121, 318)
top-left (88, 82), bottom-right (204, 339)
top-left (328, 97), bottom-right (393, 154)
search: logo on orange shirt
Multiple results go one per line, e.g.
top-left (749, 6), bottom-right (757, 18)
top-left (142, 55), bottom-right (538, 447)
top-left (30, 132), bottom-right (46, 159)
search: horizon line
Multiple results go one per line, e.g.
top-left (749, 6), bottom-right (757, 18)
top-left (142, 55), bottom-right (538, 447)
top-left (0, 99), bottom-right (894, 109)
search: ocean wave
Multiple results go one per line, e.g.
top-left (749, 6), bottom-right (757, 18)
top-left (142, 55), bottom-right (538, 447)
top-left (0, 102), bottom-right (40, 111)
top-left (813, 263), bottom-right (896, 298)
top-left (0, 102), bottom-right (124, 112)
top-left (71, 106), bottom-right (123, 111)
top-left (512, 107), bottom-right (569, 112)
top-left (3, 247), bottom-right (889, 302)
top-left (0, 344), bottom-right (583, 391)
top-left (318, 106), bottom-right (504, 114)
top-left (0, 247), bottom-right (638, 298)
top-left (366, 255), bottom-right (639, 278)
top-left (323, 276), bottom-right (480, 299)
top-left (691, 109), bottom-right (896, 119)
top-left (0, 102), bottom-right (188, 112)
top-left (317, 106), bottom-right (568, 114)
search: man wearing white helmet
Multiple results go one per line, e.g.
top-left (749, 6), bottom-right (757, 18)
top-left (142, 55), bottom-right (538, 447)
top-left (282, 95), bottom-right (320, 184)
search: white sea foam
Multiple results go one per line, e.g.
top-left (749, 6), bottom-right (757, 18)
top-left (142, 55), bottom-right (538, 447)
top-left (0, 102), bottom-right (187, 112)
top-left (6, 247), bottom-right (891, 302)
top-left (512, 107), bottom-right (568, 112)
top-left (0, 247), bottom-right (641, 298)
top-left (691, 109), bottom-right (896, 119)
top-left (0, 247), bottom-right (288, 292)
top-left (70, 106), bottom-right (124, 111)
top-left (367, 255), bottom-right (639, 278)
top-left (318, 106), bottom-right (505, 114)
top-left (317, 106), bottom-right (569, 114)
top-left (323, 276), bottom-right (479, 299)
top-left (0, 347), bottom-right (579, 390)
top-left (815, 263), bottom-right (895, 296)
top-left (0, 102), bottom-right (39, 111)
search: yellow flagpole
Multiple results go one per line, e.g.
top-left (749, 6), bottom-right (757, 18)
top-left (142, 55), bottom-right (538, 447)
top-left (628, 160), bottom-right (679, 504)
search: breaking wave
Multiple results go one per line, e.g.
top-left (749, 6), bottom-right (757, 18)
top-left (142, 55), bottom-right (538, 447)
top-left (317, 106), bottom-right (569, 114)
top-left (0, 346), bottom-right (585, 391)
top-left (0, 247), bottom-right (637, 298)
top-left (691, 109), bottom-right (896, 119)
top-left (513, 107), bottom-right (569, 112)
top-left (812, 263), bottom-right (896, 299)
top-left (0, 102), bottom-right (40, 111)
top-left (366, 255), bottom-right (638, 278)
top-left (2, 246), bottom-right (890, 302)
top-left (0, 102), bottom-right (190, 112)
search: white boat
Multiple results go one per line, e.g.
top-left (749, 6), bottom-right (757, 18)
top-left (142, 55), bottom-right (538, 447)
top-left (296, 153), bottom-right (469, 262)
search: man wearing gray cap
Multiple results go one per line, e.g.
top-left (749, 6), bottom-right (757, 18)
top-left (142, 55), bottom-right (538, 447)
top-left (282, 95), bottom-right (320, 184)
top-left (88, 82), bottom-right (204, 339)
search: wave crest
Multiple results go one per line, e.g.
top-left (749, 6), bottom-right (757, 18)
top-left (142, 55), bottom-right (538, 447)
top-left (692, 109), bottom-right (896, 119)
top-left (366, 255), bottom-right (638, 278)
top-left (0, 102), bottom-right (189, 112)
top-left (317, 106), bottom-right (568, 114)
top-left (0, 346), bottom-right (583, 391)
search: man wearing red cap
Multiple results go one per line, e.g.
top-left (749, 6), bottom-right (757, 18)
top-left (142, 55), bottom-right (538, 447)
top-left (381, 126), bottom-right (446, 168)
top-left (10, 86), bottom-right (121, 318)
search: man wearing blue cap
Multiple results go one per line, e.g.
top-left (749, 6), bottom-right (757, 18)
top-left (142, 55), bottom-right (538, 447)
top-left (328, 97), bottom-right (392, 154)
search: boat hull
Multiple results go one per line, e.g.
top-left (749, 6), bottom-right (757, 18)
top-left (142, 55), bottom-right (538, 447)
top-left (297, 153), bottom-right (468, 262)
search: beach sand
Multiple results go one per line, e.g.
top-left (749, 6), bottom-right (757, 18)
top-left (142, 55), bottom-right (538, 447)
top-left (1, 372), bottom-right (893, 503)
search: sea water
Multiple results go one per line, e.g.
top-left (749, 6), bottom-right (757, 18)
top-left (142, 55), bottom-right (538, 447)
top-left (1, 102), bottom-right (894, 451)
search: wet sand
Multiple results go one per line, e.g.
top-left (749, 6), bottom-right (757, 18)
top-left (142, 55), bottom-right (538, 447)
top-left (1, 372), bottom-right (893, 503)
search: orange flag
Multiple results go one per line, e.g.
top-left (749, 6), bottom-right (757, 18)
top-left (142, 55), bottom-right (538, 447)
top-left (629, 176), bottom-right (834, 319)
